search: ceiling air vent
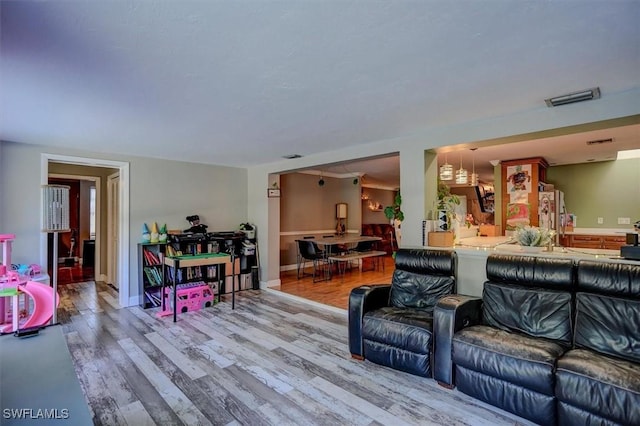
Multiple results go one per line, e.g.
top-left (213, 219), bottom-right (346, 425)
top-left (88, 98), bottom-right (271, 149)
top-left (545, 87), bottom-right (600, 107)
top-left (586, 138), bottom-right (613, 145)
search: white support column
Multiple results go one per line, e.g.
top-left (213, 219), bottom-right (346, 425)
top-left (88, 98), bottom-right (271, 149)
top-left (399, 147), bottom-right (428, 248)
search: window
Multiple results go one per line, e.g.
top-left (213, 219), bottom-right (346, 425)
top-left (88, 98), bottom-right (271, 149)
top-left (89, 186), bottom-right (96, 239)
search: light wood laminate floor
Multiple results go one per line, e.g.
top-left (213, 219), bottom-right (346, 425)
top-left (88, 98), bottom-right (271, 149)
top-left (56, 280), bottom-right (534, 425)
top-left (275, 255), bottom-right (396, 310)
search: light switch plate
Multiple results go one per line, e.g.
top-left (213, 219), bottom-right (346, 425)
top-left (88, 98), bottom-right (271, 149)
top-left (618, 217), bottom-right (631, 225)
top-left (597, 217), bottom-right (604, 224)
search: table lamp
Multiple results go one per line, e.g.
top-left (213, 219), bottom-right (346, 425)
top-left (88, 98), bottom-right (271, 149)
top-left (336, 203), bottom-right (348, 235)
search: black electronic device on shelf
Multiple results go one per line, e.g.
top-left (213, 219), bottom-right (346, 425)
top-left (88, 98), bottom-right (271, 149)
top-left (621, 232), bottom-right (640, 260)
top-left (166, 233), bottom-right (208, 256)
top-left (168, 233), bottom-right (207, 244)
top-left (207, 231), bottom-right (244, 256)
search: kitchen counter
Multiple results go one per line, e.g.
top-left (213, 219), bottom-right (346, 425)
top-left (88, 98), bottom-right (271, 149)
top-left (454, 235), bottom-right (624, 256)
top-left (416, 235), bottom-right (639, 297)
top-left (563, 227), bottom-right (636, 236)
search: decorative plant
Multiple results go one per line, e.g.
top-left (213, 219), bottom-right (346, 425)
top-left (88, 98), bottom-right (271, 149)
top-left (514, 225), bottom-right (555, 247)
top-left (384, 192), bottom-right (403, 257)
top-left (384, 192), bottom-right (404, 223)
top-left (437, 180), bottom-right (460, 231)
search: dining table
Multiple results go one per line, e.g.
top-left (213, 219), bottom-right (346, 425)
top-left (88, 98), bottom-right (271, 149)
top-left (303, 234), bottom-right (383, 279)
top-left (308, 234), bottom-right (382, 253)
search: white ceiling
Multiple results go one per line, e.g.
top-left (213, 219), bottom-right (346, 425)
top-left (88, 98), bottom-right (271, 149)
top-left (1, 1), bottom-right (639, 171)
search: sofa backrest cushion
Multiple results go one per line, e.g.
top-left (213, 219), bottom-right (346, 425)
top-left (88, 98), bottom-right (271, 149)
top-left (486, 254), bottom-right (575, 290)
top-left (361, 225), bottom-right (374, 236)
top-left (575, 261), bottom-right (640, 362)
top-left (483, 282), bottom-right (574, 344)
top-left (483, 255), bottom-right (576, 344)
top-left (390, 249), bottom-right (455, 310)
top-left (362, 223), bottom-right (394, 238)
top-left (576, 260), bottom-right (640, 297)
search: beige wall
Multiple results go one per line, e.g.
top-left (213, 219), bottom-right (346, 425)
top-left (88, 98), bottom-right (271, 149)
top-left (361, 188), bottom-right (395, 224)
top-left (279, 173), bottom-right (361, 266)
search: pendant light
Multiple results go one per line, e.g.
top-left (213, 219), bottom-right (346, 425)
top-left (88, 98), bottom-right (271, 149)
top-left (455, 154), bottom-right (468, 184)
top-left (440, 153), bottom-right (453, 181)
top-left (470, 148), bottom-right (479, 186)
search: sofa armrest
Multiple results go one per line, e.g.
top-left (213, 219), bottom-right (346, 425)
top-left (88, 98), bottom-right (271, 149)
top-left (348, 284), bottom-right (391, 358)
top-left (433, 294), bottom-right (482, 386)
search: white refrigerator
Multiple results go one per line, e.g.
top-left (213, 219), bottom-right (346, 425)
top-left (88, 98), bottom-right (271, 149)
top-left (538, 190), bottom-right (566, 241)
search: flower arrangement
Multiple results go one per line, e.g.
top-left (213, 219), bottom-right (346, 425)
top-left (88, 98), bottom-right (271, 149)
top-left (514, 225), bottom-right (555, 247)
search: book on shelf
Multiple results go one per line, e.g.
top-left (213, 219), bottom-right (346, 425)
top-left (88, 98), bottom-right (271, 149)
top-left (143, 248), bottom-right (161, 265)
top-left (144, 290), bottom-right (161, 307)
top-left (165, 245), bottom-right (183, 257)
top-left (144, 267), bottom-right (162, 286)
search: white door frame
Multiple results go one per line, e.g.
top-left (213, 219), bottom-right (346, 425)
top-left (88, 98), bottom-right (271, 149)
top-left (48, 173), bottom-right (101, 278)
top-left (41, 154), bottom-right (130, 308)
top-left (106, 172), bottom-right (119, 288)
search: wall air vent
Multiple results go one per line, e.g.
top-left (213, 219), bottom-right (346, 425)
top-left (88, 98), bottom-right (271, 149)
top-left (545, 87), bottom-right (600, 107)
top-left (586, 138), bottom-right (613, 145)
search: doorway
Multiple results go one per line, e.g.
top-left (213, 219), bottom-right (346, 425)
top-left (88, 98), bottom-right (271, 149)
top-left (41, 154), bottom-right (130, 308)
top-left (47, 174), bottom-right (99, 285)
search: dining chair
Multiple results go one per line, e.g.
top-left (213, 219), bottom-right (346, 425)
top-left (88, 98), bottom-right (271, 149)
top-left (354, 240), bottom-right (374, 252)
top-left (296, 239), bottom-right (329, 282)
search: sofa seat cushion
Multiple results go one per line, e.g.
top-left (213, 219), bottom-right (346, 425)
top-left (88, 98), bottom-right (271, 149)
top-left (453, 325), bottom-right (567, 395)
top-left (363, 307), bottom-right (433, 353)
top-left (363, 307), bottom-right (434, 377)
top-left (556, 349), bottom-right (640, 426)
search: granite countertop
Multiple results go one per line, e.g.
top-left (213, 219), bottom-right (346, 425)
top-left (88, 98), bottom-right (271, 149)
top-left (452, 237), bottom-right (633, 262)
top-left (455, 236), bottom-right (512, 248)
top-left (563, 228), bottom-right (636, 236)
top-left (417, 237), bottom-right (639, 263)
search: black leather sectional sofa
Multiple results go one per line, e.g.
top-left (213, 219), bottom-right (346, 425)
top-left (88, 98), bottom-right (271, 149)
top-left (434, 255), bottom-right (640, 425)
top-left (349, 251), bottom-right (640, 425)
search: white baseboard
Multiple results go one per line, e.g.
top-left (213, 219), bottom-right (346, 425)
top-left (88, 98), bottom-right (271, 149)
top-left (265, 288), bottom-right (347, 316)
top-left (262, 278), bottom-right (281, 288)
